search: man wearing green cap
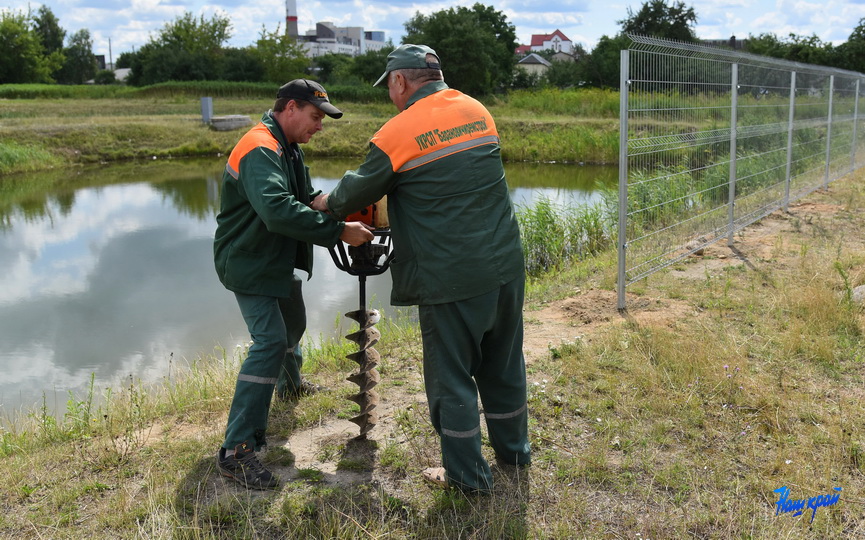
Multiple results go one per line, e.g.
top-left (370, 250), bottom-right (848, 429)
top-left (313, 45), bottom-right (531, 493)
top-left (214, 79), bottom-right (374, 489)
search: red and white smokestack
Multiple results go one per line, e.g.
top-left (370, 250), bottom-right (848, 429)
top-left (285, 0), bottom-right (298, 38)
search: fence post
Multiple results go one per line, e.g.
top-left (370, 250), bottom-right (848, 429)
top-left (617, 49), bottom-right (630, 311)
top-left (727, 63), bottom-right (738, 247)
top-left (824, 75), bottom-right (834, 188)
top-left (852, 79), bottom-right (860, 174)
top-left (784, 71), bottom-right (796, 212)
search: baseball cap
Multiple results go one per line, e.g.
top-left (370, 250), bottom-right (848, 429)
top-left (277, 79), bottom-right (343, 119)
top-left (373, 44), bottom-right (441, 87)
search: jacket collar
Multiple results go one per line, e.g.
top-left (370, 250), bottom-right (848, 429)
top-left (404, 81), bottom-right (449, 110)
top-left (262, 111), bottom-right (299, 155)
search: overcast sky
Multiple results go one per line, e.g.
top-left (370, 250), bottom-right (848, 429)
top-left (6, 0), bottom-right (865, 62)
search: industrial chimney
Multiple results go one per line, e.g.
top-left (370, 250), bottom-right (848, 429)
top-left (285, 0), bottom-right (298, 38)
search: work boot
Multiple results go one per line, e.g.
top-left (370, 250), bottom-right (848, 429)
top-left (217, 442), bottom-right (279, 490)
top-left (278, 377), bottom-right (324, 400)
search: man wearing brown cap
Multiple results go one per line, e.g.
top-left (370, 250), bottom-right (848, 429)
top-left (315, 45), bottom-right (531, 493)
top-left (214, 79), bottom-right (373, 489)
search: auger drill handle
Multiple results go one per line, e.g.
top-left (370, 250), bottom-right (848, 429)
top-left (328, 229), bottom-right (393, 277)
top-left (328, 196), bottom-right (393, 278)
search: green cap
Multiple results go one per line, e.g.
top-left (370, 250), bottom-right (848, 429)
top-left (373, 44), bottom-right (441, 87)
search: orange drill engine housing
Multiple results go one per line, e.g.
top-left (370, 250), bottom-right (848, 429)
top-left (345, 196), bottom-right (389, 229)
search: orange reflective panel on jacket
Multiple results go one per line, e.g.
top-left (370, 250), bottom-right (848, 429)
top-left (371, 88), bottom-right (500, 173)
top-left (225, 122), bottom-right (282, 180)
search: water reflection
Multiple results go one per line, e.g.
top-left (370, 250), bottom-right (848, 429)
top-left (0, 157), bottom-right (613, 420)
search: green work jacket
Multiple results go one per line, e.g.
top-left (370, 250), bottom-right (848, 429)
top-left (214, 111), bottom-right (344, 297)
top-left (327, 82), bottom-right (524, 306)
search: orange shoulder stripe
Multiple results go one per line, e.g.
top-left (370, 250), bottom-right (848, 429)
top-left (371, 89), bottom-right (499, 172)
top-left (225, 122), bottom-right (282, 179)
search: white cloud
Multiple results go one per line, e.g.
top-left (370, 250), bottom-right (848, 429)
top-left (6, 0), bottom-right (864, 57)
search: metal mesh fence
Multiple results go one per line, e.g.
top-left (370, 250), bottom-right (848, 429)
top-left (617, 35), bottom-right (865, 309)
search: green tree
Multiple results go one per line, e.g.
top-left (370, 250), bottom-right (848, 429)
top-left (403, 3), bottom-right (518, 95)
top-left (580, 0), bottom-right (697, 89)
top-left (837, 18), bottom-right (865, 73)
top-left (32, 5), bottom-right (65, 55)
top-left (116, 51), bottom-right (135, 69)
top-left (581, 34), bottom-right (630, 88)
top-left (314, 53), bottom-right (354, 84)
top-left (126, 11), bottom-right (233, 85)
top-left (511, 67), bottom-right (541, 89)
top-left (348, 46), bottom-right (394, 84)
top-left (252, 24), bottom-right (309, 84)
top-left (160, 12), bottom-right (231, 56)
top-left (57, 29), bottom-right (97, 84)
top-left (747, 32), bottom-right (838, 67)
top-left (0, 10), bottom-right (61, 83)
top-left (619, 0), bottom-right (698, 42)
top-left (94, 69), bottom-right (116, 84)
top-left (543, 58), bottom-right (585, 89)
top-left (220, 47), bottom-right (265, 82)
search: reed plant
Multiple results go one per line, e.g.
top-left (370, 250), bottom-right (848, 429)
top-left (498, 87), bottom-right (620, 118)
top-left (516, 195), bottom-right (614, 277)
top-left (0, 141), bottom-right (62, 176)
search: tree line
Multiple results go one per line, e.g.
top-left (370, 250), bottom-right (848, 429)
top-left (3, 1), bottom-right (865, 95)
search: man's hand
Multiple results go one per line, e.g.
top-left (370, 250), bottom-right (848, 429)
top-left (341, 222), bottom-right (374, 246)
top-left (311, 193), bottom-right (329, 212)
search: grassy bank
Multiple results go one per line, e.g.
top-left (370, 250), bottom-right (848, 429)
top-left (0, 165), bottom-right (863, 537)
top-left (0, 84), bottom-right (621, 176)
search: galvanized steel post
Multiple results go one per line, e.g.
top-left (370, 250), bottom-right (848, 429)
top-left (617, 49), bottom-right (629, 311)
top-left (727, 63), bottom-right (738, 247)
top-left (824, 75), bottom-right (835, 189)
top-left (852, 79), bottom-right (860, 173)
top-left (784, 71), bottom-right (796, 212)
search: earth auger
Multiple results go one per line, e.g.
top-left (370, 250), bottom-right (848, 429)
top-left (328, 198), bottom-right (392, 439)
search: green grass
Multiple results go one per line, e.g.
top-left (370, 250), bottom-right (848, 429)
top-left (0, 168), bottom-right (862, 538)
top-left (0, 141), bottom-right (62, 175)
top-left (0, 84), bottom-right (621, 176)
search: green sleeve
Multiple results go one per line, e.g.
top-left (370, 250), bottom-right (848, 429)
top-left (327, 143), bottom-right (397, 219)
top-left (241, 147), bottom-right (344, 247)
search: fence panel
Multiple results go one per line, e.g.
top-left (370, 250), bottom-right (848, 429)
top-left (617, 35), bottom-right (865, 309)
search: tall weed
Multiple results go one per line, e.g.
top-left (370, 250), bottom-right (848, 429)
top-left (516, 196), bottom-right (613, 277)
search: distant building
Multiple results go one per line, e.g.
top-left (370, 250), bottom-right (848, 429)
top-left (92, 55), bottom-right (129, 82)
top-left (520, 29), bottom-right (574, 55)
top-left (298, 21), bottom-right (388, 58)
top-left (517, 53), bottom-right (552, 76)
top-left (552, 51), bottom-right (577, 63)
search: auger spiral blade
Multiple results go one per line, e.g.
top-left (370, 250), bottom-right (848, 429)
top-left (344, 303), bottom-right (382, 438)
top-left (349, 408), bottom-right (379, 437)
top-left (345, 326), bottom-right (381, 349)
top-left (347, 389), bottom-right (380, 415)
top-left (346, 368), bottom-right (380, 392)
top-left (346, 347), bottom-right (380, 367)
top-left (345, 309), bottom-right (381, 328)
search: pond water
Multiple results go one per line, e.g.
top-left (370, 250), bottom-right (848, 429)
top-left (0, 157), bottom-right (614, 421)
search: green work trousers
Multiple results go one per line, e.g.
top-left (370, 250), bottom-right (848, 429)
top-left (418, 276), bottom-right (531, 492)
top-left (223, 275), bottom-right (306, 451)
